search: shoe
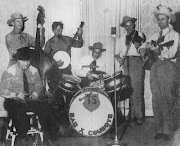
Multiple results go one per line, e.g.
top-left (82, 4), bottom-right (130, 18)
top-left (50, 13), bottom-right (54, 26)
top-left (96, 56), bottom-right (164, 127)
top-left (153, 133), bottom-right (164, 140)
top-left (135, 119), bottom-right (143, 125)
top-left (163, 134), bottom-right (172, 141)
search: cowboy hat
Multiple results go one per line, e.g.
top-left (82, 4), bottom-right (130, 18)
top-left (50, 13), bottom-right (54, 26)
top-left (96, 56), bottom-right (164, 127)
top-left (153, 5), bottom-right (176, 23)
top-left (7, 12), bottom-right (28, 26)
top-left (88, 42), bottom-right (106, 52)
top-left (12, 47), bottom-right (33, 60)
top-left (120, 16), bottom-right (137, 27)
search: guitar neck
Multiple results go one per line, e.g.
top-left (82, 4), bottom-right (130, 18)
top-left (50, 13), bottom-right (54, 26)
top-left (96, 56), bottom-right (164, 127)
top-left (158, 40), bottom-right (174, 50)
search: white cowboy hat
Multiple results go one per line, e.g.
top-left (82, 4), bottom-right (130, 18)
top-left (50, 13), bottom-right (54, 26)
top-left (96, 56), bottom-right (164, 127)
top-left (7, 12), bottom-right (28, 26)
top-left (153, 5), bottom-right (176, 23)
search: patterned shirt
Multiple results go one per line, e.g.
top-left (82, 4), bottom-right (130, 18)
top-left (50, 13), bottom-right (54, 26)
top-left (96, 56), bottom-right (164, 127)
top-left (0, 63), bottom-right (43, 97)
top-left (5, 30), bottom-right (35, 59)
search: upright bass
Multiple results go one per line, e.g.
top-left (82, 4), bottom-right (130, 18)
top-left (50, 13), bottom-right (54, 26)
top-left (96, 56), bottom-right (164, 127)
top-left (30, 5), bottom-right (60, 91)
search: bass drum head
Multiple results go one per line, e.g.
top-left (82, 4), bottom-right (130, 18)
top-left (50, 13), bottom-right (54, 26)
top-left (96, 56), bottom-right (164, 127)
top-left (69, 87), bottom-right (114, 137)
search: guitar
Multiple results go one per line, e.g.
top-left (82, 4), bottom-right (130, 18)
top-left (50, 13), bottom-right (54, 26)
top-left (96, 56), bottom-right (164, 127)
top-left (142, 40), bottom-right (174, 70)
top-left (53, 21), bottom-right (85, 69)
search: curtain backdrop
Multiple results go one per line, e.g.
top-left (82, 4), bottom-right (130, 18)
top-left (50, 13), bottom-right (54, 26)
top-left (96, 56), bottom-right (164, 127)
top-left (80, 0), bottom-right (141, 75)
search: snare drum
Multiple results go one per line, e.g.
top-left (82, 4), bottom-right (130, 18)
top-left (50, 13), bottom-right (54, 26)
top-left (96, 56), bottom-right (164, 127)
top-left (69, 87), bottom-right (114, 136)
top-left (59, 74), bottom-right (81, 93)
top-left (104, 71), bottom-right (126, 93)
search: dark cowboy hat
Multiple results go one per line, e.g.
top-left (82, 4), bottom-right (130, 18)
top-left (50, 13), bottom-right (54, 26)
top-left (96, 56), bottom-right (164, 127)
top-left (120, 16), bottom-right (137, 27)
top-left (12, 47), bottom-right (33, 60)
top-left (88, 42), bottom-right (106, 52)
top-left (7, 12), bottom-right (28, 26)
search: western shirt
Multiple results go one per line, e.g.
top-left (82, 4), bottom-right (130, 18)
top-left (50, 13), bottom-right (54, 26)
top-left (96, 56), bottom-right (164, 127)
top-left (0, 63), bottom-right (43, 97)
top-left (115, 31), bottom-right (144, 57)
top-left (5, 30), bottom-right (35, 59)
top-left (139, 27), bottom-right (180, 62)
top-left (75, 55), bottom-right (106, 77)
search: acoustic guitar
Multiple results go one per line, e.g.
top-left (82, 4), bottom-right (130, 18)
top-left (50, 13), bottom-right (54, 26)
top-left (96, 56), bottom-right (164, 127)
top-left (53, 21), bottom-right (85, 69)
top-left (142, 40), bottom-right (174, 70)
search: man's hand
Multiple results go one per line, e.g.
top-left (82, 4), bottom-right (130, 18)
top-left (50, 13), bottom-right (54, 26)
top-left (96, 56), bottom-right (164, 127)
top-left (57, 60), bottom-right (64, 67)
top-left (86, 72), bottom-right (95, 81)
top-left (115, 55), bottom-right (122, 63)
top-left (16, 92), bottom-right (26, 102)
top-left (150, 44), bottom-right (161, 55)
top-left (77, 28), bottom-right (83, 36)
top-left (29, 93), bottom-right (38, 100)
top-left (134, 42), bottom-right (141, 49)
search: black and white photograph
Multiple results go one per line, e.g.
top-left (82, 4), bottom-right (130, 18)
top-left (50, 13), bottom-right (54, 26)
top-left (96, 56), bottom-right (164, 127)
top-left (0, 0), bottom-right (180, 145)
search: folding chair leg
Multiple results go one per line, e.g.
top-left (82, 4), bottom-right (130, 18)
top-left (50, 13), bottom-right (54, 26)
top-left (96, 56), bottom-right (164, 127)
top-left (40, 132), bottom-right (43, 142)
top-left (11, 135), bottom-right (16, 146)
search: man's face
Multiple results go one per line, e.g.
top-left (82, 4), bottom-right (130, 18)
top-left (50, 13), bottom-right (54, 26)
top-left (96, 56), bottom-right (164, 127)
top-left (92, 49), bottom-right (102, 60)
top-left (53, 25), bottom-right (63, 38)
top-left (13, 18), bottom-right (24, 30)
top-left (157, 14), bottom-right (169, 30)
top-left (18, 60), bottom-right (30, 70)
top-left (124, 21), bottom-right (134, 34)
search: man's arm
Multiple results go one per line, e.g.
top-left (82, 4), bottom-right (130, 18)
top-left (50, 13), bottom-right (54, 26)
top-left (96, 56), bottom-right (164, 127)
top-left (70, 35), bottom-right (83, 48)
top-left (44, 40), bottom-right (51, 55)
top-left (29, 67), bottom-right (43, 98)
top-left (0, 70), bottom-right (17, 97)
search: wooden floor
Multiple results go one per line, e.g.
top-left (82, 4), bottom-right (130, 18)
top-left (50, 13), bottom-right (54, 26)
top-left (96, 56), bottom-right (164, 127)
top-left (52, 117), bottom-right (175, 146)
top-left (3, 117), bottom-right (178, 146)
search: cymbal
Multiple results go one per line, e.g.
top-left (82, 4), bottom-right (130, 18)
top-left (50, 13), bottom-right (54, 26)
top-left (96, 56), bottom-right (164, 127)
top-left (89, 70), bottom-right (107, 75)
top-left (82, 65), bottom-right (99, 68)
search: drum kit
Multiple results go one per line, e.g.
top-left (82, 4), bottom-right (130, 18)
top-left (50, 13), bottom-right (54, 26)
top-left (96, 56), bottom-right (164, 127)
top-left (57, 64), bottom-right (130, 138)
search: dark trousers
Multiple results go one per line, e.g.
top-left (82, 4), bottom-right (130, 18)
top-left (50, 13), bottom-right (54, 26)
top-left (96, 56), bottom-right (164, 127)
top-left (4, 99), bottom-right (60, 140)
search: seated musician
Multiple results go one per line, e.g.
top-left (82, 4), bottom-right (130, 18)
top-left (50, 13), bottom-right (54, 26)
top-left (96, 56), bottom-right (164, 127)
top-left (115, 16), bottom-right (146, 125)
top-left (75, 42), bottom-right (107, 88)
top-left (139, 5), bottom-right (179, 141)
top-left (6, 10), bottom-right (44, 67)
top-left (0, 47), bottom-right (62, 145)
top-left (44, 21), bottom-right (83, 75)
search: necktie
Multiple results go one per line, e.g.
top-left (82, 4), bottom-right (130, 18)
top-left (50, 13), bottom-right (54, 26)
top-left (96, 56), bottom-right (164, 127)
top-left (157, 31), bottom-right (163, 44)
top-left (91, 60), bottom-right (96, 71)
top-left (23, 70), bottom-right (29, 93)
top-left (158, 31), bottom-right (163, 39)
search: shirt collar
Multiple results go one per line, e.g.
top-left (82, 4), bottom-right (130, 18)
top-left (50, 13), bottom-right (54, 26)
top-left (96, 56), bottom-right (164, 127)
top-left (161, 27), bottom-right (170, 36)
top-left (12, 29), bottom-right (22, 34)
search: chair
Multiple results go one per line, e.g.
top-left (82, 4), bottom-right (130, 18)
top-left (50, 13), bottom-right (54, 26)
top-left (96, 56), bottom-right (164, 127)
top-left (6, 112), bottom-right (43, 146)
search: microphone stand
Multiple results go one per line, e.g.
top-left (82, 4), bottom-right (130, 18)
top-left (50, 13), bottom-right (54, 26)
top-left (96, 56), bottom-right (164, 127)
top-left (107, 30), bottom-right (123, 146)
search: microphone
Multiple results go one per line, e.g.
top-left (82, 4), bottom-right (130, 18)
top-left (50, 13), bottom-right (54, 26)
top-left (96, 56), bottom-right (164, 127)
top-left (111, 27), bottom-right (116, 37)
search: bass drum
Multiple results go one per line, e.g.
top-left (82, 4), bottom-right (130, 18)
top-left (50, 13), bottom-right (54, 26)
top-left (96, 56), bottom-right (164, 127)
top-left (69, 87), bottom-right (114, 137)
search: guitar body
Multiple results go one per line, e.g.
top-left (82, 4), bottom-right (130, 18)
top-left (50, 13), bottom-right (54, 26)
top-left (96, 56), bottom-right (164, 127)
top-left (142, 40), bottom-right (174, 70)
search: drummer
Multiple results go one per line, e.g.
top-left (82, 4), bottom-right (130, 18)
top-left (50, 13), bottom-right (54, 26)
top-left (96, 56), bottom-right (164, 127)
top-left (75, 42), bottom-right (107, 87)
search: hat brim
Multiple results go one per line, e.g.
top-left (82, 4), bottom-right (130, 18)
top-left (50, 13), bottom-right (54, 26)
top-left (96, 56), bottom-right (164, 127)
top-left (120, 18), bottom-right (137, 27)
top-left (7, 17), bottom-right (28, 26)
top-left (12, 49), bottom-right (33, 60)
top-left (89, 46), bottom-right (106, 52)
top-left (153, 11), bottom-right (176, 23)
